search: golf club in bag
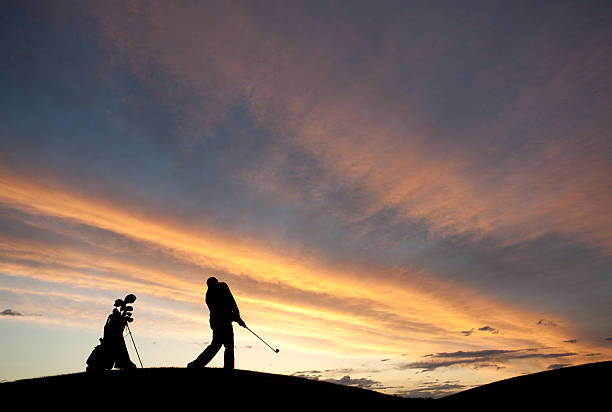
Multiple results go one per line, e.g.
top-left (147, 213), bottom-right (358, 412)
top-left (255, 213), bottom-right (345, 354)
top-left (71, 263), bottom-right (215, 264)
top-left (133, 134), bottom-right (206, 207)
top-left (86, 294), bottom-right (142, 371)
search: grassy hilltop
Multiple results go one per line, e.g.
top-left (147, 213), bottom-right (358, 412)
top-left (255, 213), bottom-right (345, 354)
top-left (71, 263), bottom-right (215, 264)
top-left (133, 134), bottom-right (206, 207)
top-left (1, 361), bottom-right (609, 410)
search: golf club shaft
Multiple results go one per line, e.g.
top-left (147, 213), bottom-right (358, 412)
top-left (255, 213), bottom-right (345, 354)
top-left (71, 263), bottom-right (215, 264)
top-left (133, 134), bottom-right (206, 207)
top-left (126, 323), bottom-right (144, 368)
top-left (245, 326), bottom-right (277, 353)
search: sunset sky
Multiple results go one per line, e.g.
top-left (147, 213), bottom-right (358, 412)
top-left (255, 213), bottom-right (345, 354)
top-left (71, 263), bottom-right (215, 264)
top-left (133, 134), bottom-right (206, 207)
top-left (1, 0), bottom-right (611, 397)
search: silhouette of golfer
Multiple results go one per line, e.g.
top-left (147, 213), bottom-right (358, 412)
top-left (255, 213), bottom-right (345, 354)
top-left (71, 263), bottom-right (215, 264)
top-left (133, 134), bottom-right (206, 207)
top-left (188, 276), bottom-right (246, 369)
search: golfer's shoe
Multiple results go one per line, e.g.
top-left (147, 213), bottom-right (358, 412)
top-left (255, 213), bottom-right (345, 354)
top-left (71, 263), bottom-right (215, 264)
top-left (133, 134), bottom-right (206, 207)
top-left (187, 361), bottom-right (199, 368)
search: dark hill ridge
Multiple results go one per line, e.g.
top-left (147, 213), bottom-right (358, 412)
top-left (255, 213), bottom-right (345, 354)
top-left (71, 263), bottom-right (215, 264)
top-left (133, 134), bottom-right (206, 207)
top-left (441, 360), bottom-right (610, 407)
top-left (1, 361), bottom-right (609, 410)
top-left (0, 367), bottom-right (421, 409)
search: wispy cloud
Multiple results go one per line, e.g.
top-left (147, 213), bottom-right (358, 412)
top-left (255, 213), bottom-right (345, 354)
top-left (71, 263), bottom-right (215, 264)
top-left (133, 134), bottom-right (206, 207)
top-left (478, 326), bottom-right (499, 334)
top-left (1, 309), bottom-right (23, 316)
top-left (548, 363), bottom-right (571, 370)
top-left (323, 375), bottom-right (392, 390)
top-left (292, 368), bottom-right (392, 390)
top-left (89, 0), bottom-right (612, 256)
top-left (83, 1), bottom-right (612, 350)
top-left (0, 308), bottom-right (41, 317)
top-left (396, 382), bottom-right (470, 399)
top-left (1, 170), bottom-right (591, 359)
top-left (400, 349), bottom-right (577, 371)
top-left (1, 0), bottom-right (611, 387)
top-left (461, 326), bottom-right (500, 336)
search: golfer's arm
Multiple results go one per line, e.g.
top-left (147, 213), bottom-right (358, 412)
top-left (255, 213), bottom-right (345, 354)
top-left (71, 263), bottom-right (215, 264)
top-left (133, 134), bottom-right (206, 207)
top-left (224, 284), bottom-right (241, 319)
top-left (230, 295), bottom-right (240, 319)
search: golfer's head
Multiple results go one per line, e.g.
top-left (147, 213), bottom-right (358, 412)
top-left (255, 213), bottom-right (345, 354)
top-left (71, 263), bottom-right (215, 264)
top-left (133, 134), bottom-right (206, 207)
top-left (206, 276), bottom-right (219, 288)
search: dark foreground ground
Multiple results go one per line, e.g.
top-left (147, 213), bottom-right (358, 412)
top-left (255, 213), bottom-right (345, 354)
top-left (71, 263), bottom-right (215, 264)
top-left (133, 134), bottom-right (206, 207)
top-left (0, 367), bottom-right (421, 410)
top-left (1, 361), bottom-right (609, 410)
top-left (440, 360), bottom-right (610, 407)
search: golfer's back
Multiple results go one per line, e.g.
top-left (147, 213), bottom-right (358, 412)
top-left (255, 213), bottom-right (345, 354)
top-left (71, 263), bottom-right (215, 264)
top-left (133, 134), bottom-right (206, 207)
top-left (206, 282), bottom-right (238, 325)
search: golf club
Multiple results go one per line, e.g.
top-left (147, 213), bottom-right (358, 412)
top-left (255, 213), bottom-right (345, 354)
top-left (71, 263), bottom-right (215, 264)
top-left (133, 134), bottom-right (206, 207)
top-left (121, 294), bottom-right (143, 368)
top-left (126, 323), bottom-right (144, 368)
top-left (245, 325), bottom-right (279, 353)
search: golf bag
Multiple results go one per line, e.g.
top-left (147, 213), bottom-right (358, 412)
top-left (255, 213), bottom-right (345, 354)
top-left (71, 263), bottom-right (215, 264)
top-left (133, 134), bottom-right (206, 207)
top-left (86, 294), bottom-right (138, 372)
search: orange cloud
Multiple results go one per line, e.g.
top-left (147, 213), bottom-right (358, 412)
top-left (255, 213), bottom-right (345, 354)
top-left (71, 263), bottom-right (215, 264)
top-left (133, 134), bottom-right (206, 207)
top-left (2, 168), bottom-right (607, 365)
top-left (2, 2), bottom-right (609, 369)
top-left (89, 0), bottom-right (612, 256)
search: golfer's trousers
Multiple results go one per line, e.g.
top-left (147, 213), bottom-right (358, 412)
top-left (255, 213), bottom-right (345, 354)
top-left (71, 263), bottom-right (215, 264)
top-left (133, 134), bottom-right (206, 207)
top-left (194, 322), bottom-right (234, 369)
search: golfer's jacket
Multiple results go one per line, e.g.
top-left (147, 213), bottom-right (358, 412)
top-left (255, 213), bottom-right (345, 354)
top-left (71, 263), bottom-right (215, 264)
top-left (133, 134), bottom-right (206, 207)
top-left (206, 282), bottom-right (240, 328)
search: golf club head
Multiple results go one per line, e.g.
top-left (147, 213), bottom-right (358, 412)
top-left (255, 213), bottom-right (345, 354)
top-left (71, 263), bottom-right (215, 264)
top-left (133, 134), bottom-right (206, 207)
top-left (275, 349), bottom-right (279, 353)
top-left (124, 306), bottom-right (134, 312)
top-left (114, 299), bottom-right (124, 307)
top-left (124, 294), bottom-right (136, 304)
top-left (127, 317), bottom-right (133, 322)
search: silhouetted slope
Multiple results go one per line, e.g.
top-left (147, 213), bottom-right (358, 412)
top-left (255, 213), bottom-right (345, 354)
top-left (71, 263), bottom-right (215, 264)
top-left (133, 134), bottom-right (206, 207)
top-left (2, 362), bottom-right (609, 409)
top-left (0, 368), bottom-right (421, 409)
top-left (441, 361), bottom-right (610, 407)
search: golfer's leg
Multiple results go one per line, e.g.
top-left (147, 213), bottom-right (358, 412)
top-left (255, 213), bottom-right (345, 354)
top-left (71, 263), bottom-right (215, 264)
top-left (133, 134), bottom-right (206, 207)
top-left (223, 324), bottom-right (234, 369)
top-left (192, 330), bottom-right (222, 367)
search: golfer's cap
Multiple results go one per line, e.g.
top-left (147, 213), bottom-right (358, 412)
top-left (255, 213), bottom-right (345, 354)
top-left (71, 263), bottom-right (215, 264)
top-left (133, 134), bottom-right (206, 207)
top-left (206, 276), bottom-right (218, 287)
